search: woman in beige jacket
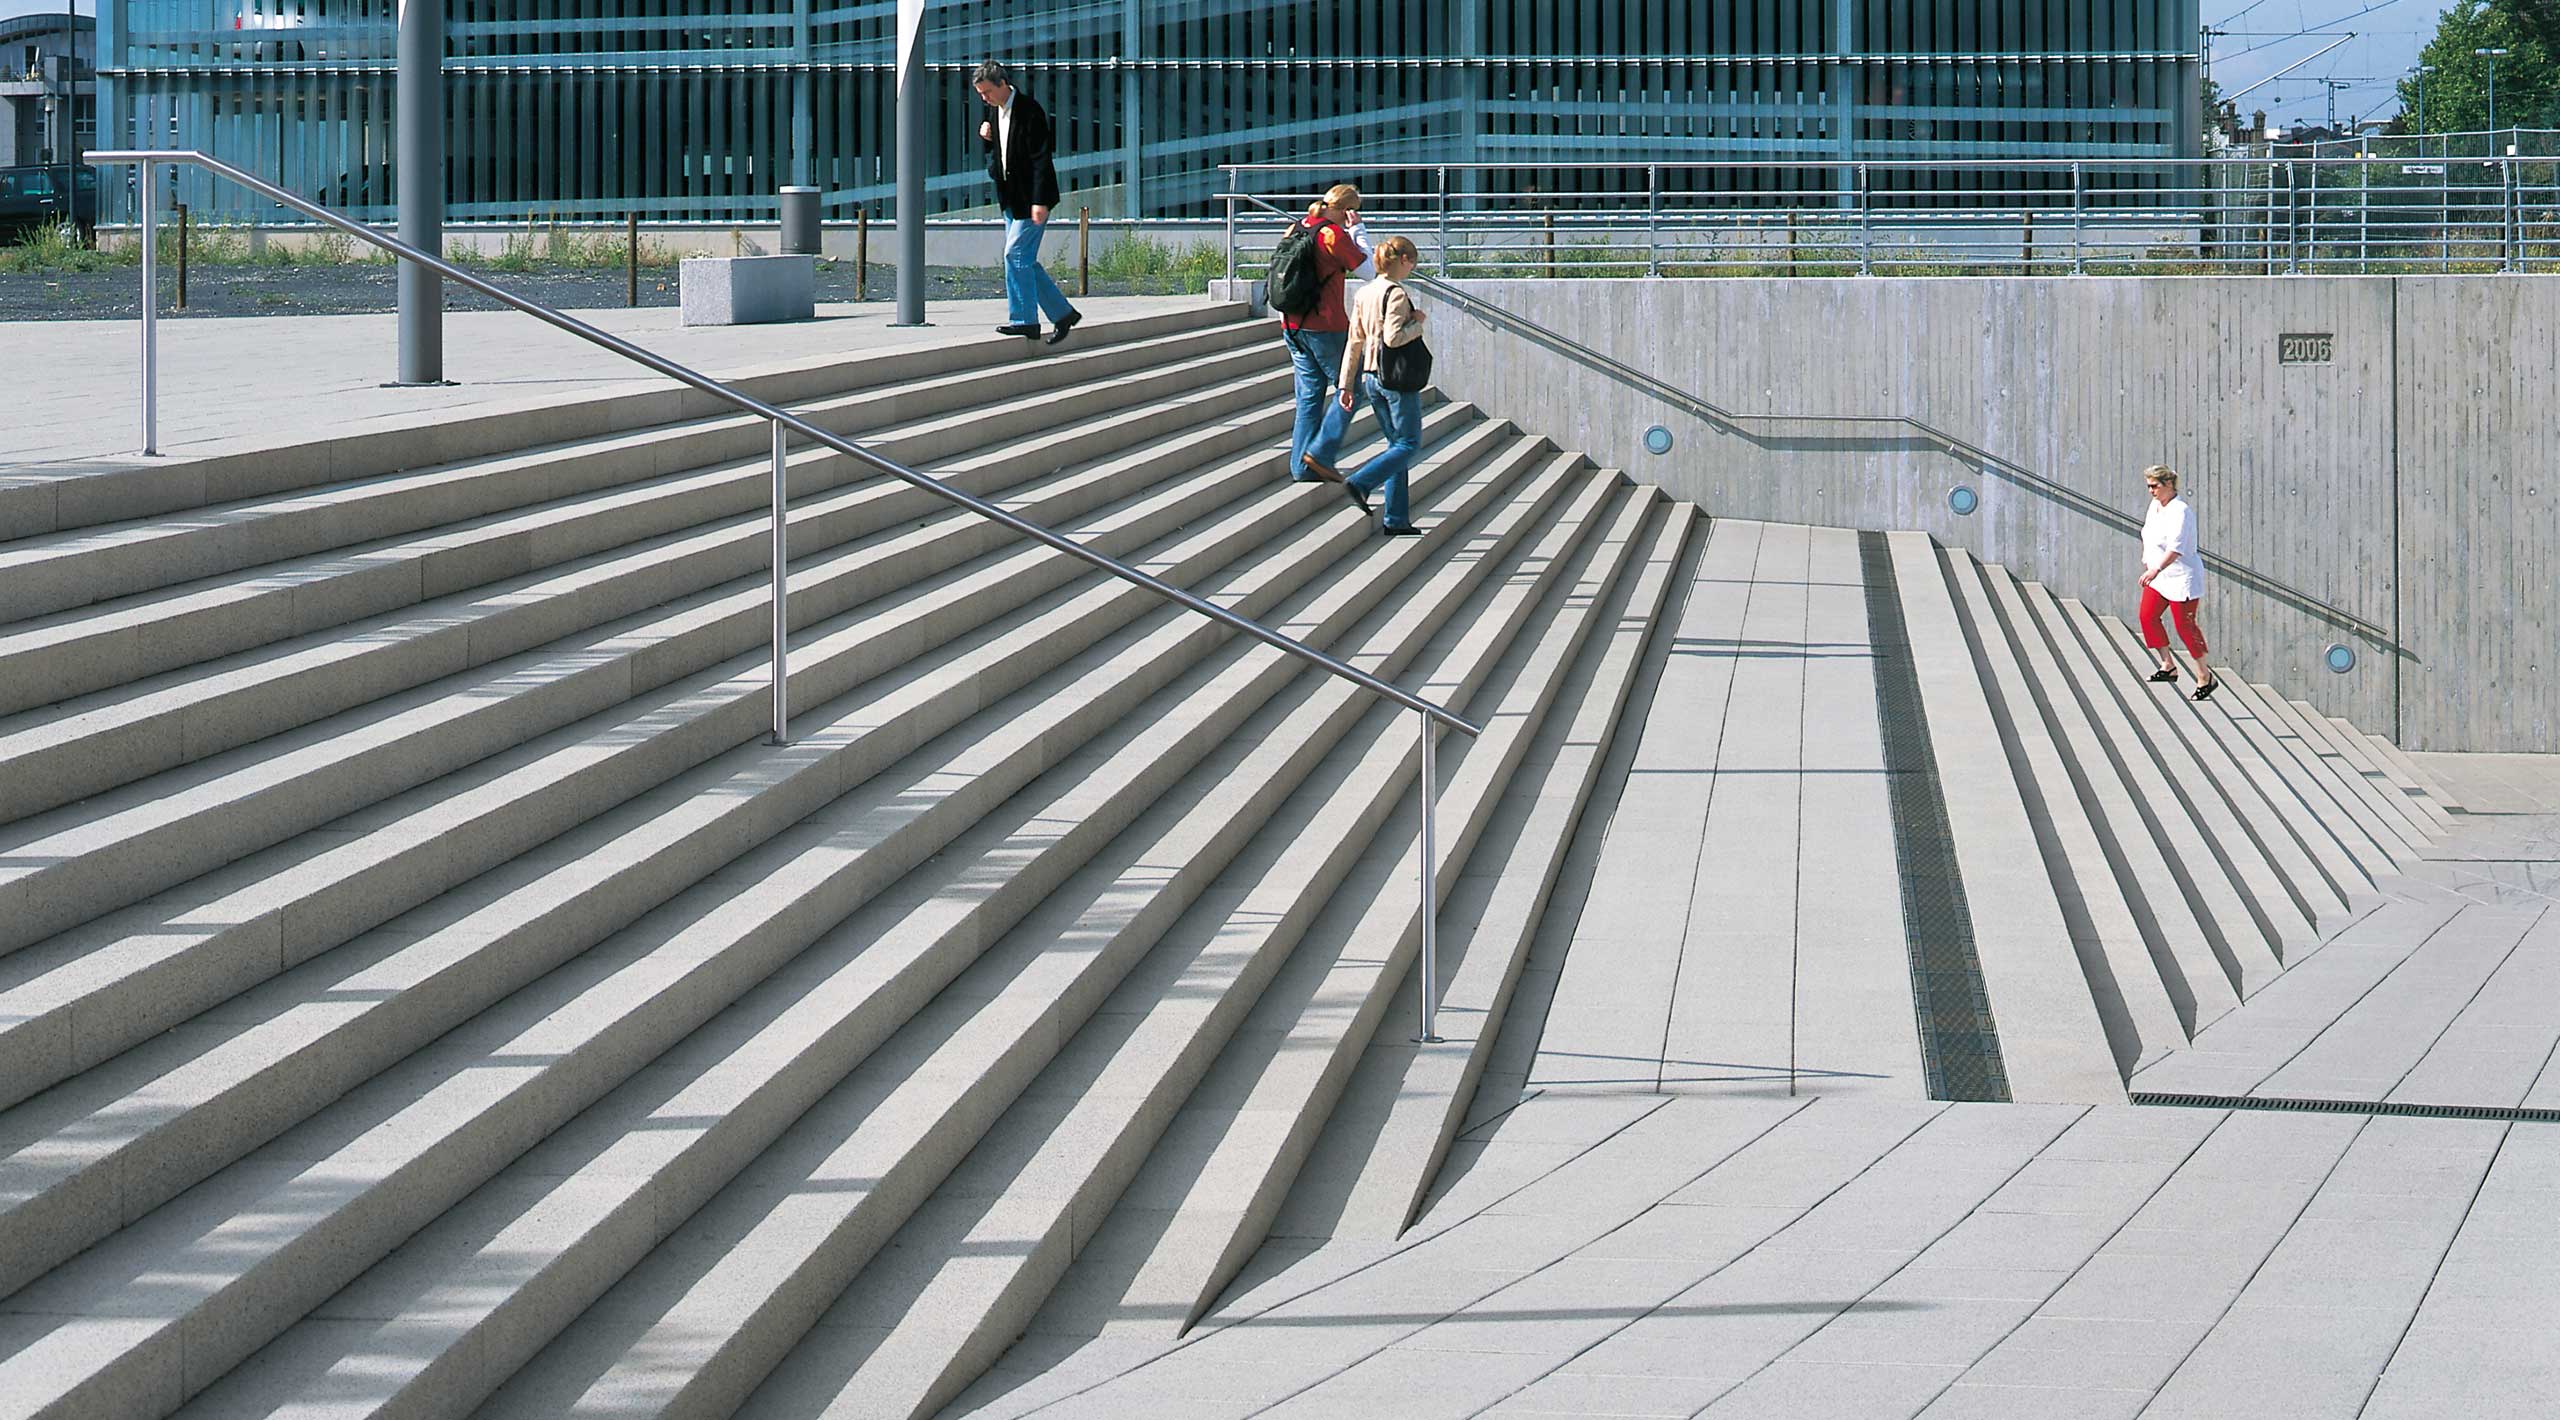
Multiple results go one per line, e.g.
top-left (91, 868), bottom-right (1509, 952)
top-left (1300, 235), bottom-right (1427, 535)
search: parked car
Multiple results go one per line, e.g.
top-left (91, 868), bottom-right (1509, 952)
top-left (0, 164), bottom-right (100, 239)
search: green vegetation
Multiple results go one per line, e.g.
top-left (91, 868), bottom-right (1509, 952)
top-left (1078, 232), bottom-right (1227, 291)
top-left (2399, 1), bottom-right (2560, 134)
top-left (0, 222), bottom-right (126, 274)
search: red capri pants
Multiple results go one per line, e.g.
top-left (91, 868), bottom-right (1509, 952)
top-left (2139, 585), bottom-right (2207, 658)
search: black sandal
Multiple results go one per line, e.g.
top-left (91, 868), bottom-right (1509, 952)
top-left (2193, 676), bottom-right (2219, 702)
top-left (2148, 668), bottom-right (2179, 683)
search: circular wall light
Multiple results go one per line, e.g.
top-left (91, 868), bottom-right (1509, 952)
top-left (2324, 643), bottom-right (2357, 674)
top-left (1643, 424), bottom-right (1674, 456)
top-left (1948, 485), bottom-right (1980, 517)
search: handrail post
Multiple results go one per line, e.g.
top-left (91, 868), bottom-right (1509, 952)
top-left (2058, 161), bottom-right (2078, 275)
top-left (1222, 164), bottom-right (1237, 281)
top-left (1414, 706), bottom-right (1442, 1044)
top-left (1646, 163), bottom-right (1661, 277)
top-left (139, 157), bottom-right (159, 456)
top-left (768, 418), bottom-right (790, 746)
top-left (1436, 166), bottom-right (1451, 276)
top-left (1856, 163), bottom-right (1872, 275)
top-left (2505, 155), bottom-right (2521, 272)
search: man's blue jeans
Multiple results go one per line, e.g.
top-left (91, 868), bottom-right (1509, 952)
top-left (1005, 216), bottom-right (1074, 327)
top-left (1284, 328), bottom-right (1350, 479)
top-left (1345, 375), bottom-right (1421, 528)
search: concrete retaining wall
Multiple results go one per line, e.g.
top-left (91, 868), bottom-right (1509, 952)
top-left (1407, 275), bottom-right (2558, 753)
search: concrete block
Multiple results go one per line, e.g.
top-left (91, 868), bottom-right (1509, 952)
top-left (679, 255), bottom-right (818, 326)
top-left (1206, 278), bottom-right (1268, 315)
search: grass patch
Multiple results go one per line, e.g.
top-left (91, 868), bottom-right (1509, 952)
top-left (0, 223), bottom-right (129, 273)
top-left (1082, 232), bottom-right (1227, 292)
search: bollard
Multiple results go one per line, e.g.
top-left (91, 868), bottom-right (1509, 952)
top-left (856, 207), bottom-right (869, 302)
top-left (778, 185), bottom-right (820, 256)
top-left (175, 203), bottom-right (189, 310)
top-left (1078, 206), bottom-right (1090, 297)
top-left (625, 213), bottom-right (639, 308)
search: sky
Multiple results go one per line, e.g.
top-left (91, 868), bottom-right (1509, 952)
top-left (0, 0), bottom-right (2459, 132)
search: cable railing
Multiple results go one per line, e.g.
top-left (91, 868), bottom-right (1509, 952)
top-left (86, 147), bottom-right (1482, 1043)
top-left (1221, 156), bottom-right (2560, 279)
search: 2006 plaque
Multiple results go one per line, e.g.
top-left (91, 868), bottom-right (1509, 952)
top-left (2280, 333), bottom-right (2336, 365)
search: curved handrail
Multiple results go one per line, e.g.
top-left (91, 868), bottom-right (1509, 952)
top-left (88, 149), bottom-right (1481, 739)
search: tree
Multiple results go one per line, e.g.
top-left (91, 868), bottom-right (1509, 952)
top-left (2396, 0), bottom-right (2560, 134)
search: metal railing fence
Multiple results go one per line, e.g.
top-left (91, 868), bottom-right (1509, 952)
top-left (1222, 155), bottom-right (2560, 280)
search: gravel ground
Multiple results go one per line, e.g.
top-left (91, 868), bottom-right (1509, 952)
top-left (0, 262), bottom-right (1210, 321)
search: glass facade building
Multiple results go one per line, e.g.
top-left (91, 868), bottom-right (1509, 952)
top-left (97, 1), bottom-right (2202, 224)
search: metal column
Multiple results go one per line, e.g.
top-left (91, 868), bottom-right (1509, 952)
top-left (1119, 0), bottom-right (1142, 218)
top-left (138, 157), bottom-right (158, 455)
top-left (892, 0), bottom-right (928, 326)
top-left (395, 0), bottom-right (444, 385)
top-left (1414, 709), bottom-right (1442, 1044)
top-left (769, 419), bottom-right (791, 744)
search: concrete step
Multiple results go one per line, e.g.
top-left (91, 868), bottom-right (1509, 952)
top-left (156, 422), bottom-right (1571, 1420)
top-left (1967, 563), bottom-right (2240, 1046)
top-left (0, 412), bottom-right (1531, 1420)
top-left (1883, 534), bottom-right (2122, 1105)
top-left (2007, 587), bottom-right (2274, 1008)
top-left (0, 368), bottom-right (1351, 960)
top-left (1022, 481), bottom-right (1665, 1360)
top-left (1218, 496), bottom-right (1696, 1248)
top-left (466, 444), bottom-right (1592, 1420)
top-left (2358, 731), bottom-right (2464, 814)
top-left (0, 400), bottom-right (1429, 1124)
top-left (0, 357), bottom-right (1305, 824)
top-left (2183, 671), bottom-right (2408, 882)
top-left (2276, 694), bottom-right (2442, 852)
top-left (2072, 610), bottom-right (2366, 935)
top-left (0, 306), bottom-right (1247, 542)
top-left (1944, 552), bottom-right (2185, 1077)
top-left (2345, 723), bottom-right (2461, 829)
top-left (2222, 680), bottom-right (2416, 880)
top-left (0, 314), bottom-right (1271, 627)
top-left (0, 407), bottom-right (1502, 1307)
top-left (2029, 601), bottom-right (2313, 986)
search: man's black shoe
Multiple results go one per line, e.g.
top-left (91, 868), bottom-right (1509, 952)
top-left (1045, 309), bottom-right (1084, 346)
top-left (1381, 524), bottom-right (1423, 538)
top-left (996, 323), bottom-right (1043, 337)
top-left (1341, 483), bottom-right (1372, 517)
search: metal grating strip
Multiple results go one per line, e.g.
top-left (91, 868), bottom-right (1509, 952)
top-left (2133, 1092), bottom-right (2560, 1125)
top-left (1859, 532), bottom-right (2011, 1104)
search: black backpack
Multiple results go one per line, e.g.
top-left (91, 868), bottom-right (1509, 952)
top-left (1266, 220), bottom-right (1326, 317)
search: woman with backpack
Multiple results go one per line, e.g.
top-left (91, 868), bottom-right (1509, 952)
top-left (1267, 188), bottom-right (1364, 484)
top-left (1306, 235), bottom-right (1429, 537)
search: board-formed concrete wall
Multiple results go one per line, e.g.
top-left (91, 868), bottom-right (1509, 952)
top-left (1412, 275), bottom-right (2557, 753)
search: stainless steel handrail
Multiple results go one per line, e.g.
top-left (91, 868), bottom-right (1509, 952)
top-left (92, 148), bottom-right (1479, 1039)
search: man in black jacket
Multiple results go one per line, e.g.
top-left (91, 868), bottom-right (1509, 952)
top-left (973, 60), bottom-right (1083, 345)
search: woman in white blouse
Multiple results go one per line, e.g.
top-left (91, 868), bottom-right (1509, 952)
top-left (2137, 465), bottom-right (2217, 700)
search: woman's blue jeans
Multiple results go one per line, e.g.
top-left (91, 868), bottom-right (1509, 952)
top-left (1344, 374), bottom-right (1421, 528)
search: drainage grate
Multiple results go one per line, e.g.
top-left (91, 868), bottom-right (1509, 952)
top-left (1859, 533), bottom-right (2010, 1104)
top-left (2133, 1092), bottom-right (2560, 1124)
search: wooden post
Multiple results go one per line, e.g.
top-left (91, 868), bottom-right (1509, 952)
top-left (1078, 206), bottom-right (1091, 296)
top-left (174, 203), bottom-right (189, 310)
top-left (2021, 213), bottom-right (2035, 272)
top-left (1786, 210), bottom-right (1799, 276)
top-left (856, 206), bottom-right (869, 301)
top-left (625, 212), bottom-right (639, 307)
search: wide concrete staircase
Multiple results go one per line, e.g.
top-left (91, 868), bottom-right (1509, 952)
top-left (0, 305), bottom-right (1694, 1420)
top-left (1922, 537), bottom-right (2465, 1081)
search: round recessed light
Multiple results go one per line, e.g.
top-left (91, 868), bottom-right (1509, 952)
top-left (1643, 425), bottom-right (1674, 456)
top-left (1948, 485), bottom-right (1980, 516)
top-left (2325, 643), bottom-right (2357, 674)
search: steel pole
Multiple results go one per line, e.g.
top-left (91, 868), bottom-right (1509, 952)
top-left (138, 157), bottom-right (157, 455)
top-left (1222, 164), bottom-right (1237, 281)
top-left (769, 418), bottom-right (790, 745)
top-left (1414, 707), bottom-right (1442, 1044)
top-left (891, 0), bottom-right (926, 327)
top-left (395, 0), bottom-right (444, 384)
